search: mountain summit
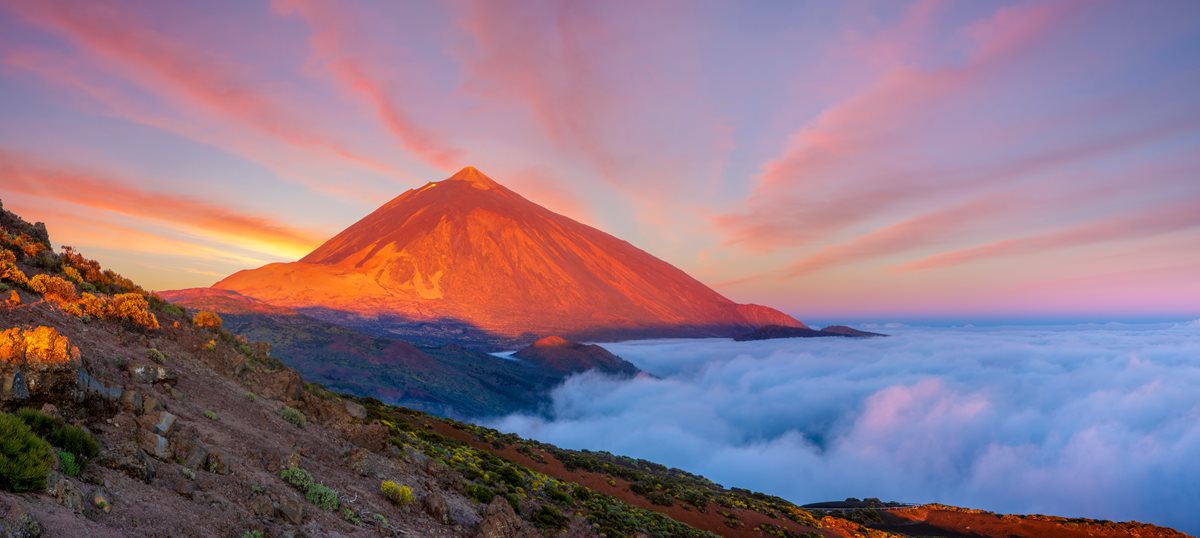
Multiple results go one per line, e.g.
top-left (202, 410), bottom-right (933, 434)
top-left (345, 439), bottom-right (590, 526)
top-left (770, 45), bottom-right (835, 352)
top-left (209, 167), bottom-right (804, 342)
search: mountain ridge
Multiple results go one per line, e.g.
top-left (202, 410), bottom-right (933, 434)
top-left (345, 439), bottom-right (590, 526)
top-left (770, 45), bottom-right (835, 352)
top-left (206, 167), bottom-right (803, 345)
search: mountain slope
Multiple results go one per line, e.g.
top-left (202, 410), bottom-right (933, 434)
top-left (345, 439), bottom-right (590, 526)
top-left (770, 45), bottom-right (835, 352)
top-left (209, 167), bottom-right (803, 343)
top-left (0, 201), bottom-right (1187, 538)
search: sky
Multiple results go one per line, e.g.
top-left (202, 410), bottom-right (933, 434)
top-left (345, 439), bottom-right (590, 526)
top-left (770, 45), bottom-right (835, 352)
top-left (0, 0), bottom-right (1197, 320)
top-left (489, 323), bottom-right (1200, 534)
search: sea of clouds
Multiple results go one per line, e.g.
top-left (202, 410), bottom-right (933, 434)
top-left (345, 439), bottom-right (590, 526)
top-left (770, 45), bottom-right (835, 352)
top-left (486, 322), bottom-right (1200, 534)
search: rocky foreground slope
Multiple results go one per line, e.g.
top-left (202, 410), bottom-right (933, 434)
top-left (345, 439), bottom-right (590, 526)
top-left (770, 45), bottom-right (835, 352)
top-left (0, 202), bottom-right (1189, 537)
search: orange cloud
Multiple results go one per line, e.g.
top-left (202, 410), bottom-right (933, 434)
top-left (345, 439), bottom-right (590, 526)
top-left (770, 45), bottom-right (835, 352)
top-left (899, 200), bottom-right (1200, 271)
top-left (0, 151), bottom-right (324, 260)
top-left (272, 0), bottom-right (461, 171)
top-left (4, 0), bottom-right (398, 178)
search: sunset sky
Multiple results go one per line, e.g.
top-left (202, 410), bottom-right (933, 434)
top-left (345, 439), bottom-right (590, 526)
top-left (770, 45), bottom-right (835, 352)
top-left (1, 0), bottom-right (1197, 320)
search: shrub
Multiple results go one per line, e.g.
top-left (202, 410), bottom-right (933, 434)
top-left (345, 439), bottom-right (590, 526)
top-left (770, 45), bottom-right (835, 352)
top-left (0, 413), bottom-right (52, 492)
top-left (305, 482), bottom-right (339, 511)
top-left (58, 451), bottom-right (80, 476)
top-left (466, 483), bottom-right (495, 505)
top-left (381, 480), bottom-right (414, 506)
top-left (146, 348), bottom-right (167, 363)
top-left (241, 531), bottom-right (264, 538)
top-left (342, 507), bottom-right (362, 525)
top-left (28, 274), bottom-right (78, 304)
top-left (15, 409), bottom-right (99, 463)
top-left (204, 410), bottom-right (218, 421)
top-left (532, 505), bottom-right (570, 530)
top-left (107, 293), bottom-right (159, 329)
top-left (279, 467), bottom-right (312, 490)
top-left (0, 250), bottom-right (28, 286)
top-left (281, 406), bottom-right (306, 428)
top-left (62, 266), bottom-right (83, 285)
top-left (192, 310), bottom-right (223, 330)
top-left (245, 392), bottom-right (257, 401)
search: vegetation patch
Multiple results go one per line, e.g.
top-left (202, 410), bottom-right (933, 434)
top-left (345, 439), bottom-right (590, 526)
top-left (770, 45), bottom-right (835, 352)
top-left (0, 412), bottom-right (52, 492)
top-left (281, 406), bottom-right (306, 428)
top-left (280, 466), bottom-right (340, 511)
top-left (16, 408), bottom-right (99, 464)
top-left (381, 480), bottom-right (414, 506)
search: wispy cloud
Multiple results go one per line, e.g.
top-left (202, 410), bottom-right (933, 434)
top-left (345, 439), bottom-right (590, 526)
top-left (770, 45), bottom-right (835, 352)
top-left (0, 151), bottom-right (324, 260)
top-left (900, 199), bottom-right (1200, 271)
top-left (272, 0), bottom-right (461, 171)
top-left (3, 0), bottom-right (399, 177)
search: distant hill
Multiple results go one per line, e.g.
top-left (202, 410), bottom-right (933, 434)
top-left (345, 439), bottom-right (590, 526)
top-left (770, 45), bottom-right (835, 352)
top-left (512, 336), bottom-right (641, 377)
top-left (734, 324), bottom-right (887, 341)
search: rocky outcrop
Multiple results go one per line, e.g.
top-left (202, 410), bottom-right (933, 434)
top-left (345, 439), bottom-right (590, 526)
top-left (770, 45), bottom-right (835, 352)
top-left (475, 497), bottom-right (535, 538)
top-left (0, 326), bottom-right (81, 404)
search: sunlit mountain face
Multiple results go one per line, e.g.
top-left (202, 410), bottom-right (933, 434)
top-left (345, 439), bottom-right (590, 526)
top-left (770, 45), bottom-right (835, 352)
top-left (203, 167), bottom-right (802, 343)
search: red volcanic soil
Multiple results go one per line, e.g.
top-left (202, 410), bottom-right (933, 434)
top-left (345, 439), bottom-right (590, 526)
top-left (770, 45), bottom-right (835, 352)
top-left (874, 505), bottom-right (1191, 538)
top-left (208, 167), bottom-right (803, 340)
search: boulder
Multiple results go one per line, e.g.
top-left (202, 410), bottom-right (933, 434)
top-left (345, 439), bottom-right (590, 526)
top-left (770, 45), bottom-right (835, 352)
top-left (45, 472), bottom-right (85, 512)
top-left (0, 505), bottom-right (42, 538)
top-left (423, 492), bottom-right (451, 525)
top-left (204, 449), bottom-right (228, 475)
top-left (183, 443), bottom-right (209, 471)
top-left (132, 365), bottom-right (177, 386)
top-left (276, 497), bottom-right (305, 525)
top-left (475, 497), bottom-right (535, 538)
top-left (139, 411), bottom-right (177, 437)
top-left (138, 430), bottom-right (171, 461)
top-left (344, 400), bottom-right (367, 420)
top-left (248, 494), bottom-right (274, 519)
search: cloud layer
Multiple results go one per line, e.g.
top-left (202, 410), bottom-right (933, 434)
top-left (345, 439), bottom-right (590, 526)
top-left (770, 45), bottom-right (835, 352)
top-left (487, 324), bottom-right (1200, 534)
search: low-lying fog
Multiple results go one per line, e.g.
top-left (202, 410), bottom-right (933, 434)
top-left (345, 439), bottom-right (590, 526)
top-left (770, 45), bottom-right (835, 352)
top-left (486, 322), bottom-right (1200, 533)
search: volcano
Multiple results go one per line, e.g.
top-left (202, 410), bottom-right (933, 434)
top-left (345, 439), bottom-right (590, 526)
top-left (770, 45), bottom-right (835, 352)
top-left (206, 167), bottom-right (803, 342)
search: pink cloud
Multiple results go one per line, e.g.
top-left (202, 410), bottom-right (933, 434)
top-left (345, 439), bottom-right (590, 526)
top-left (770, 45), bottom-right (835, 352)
top-left (717, 1), bottom-right (1084, 251)
top-left (3, 0), bottom-right (398, 177)
top-left (2, 47), bottom-right (391, 204)
top-left (899, 199), bottom-right (1200, 272)
top-left (271, 0), bottom-right (461, 171)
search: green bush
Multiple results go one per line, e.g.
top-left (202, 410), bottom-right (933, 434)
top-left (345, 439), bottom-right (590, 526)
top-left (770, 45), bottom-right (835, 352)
top-left (0, 413), bottom-right (52, 492)
top-left (58, 451), bottom-right (80, 476)
top-left (204, 410), bottom-right (218, 421)
top-left (146, 348), bottom-right (167, 363)
top-left (241, 531), bottom-right (264, 538)
top-left (466, 483), bottom-right (495, 505)
top-left (306, 482), bottom-right (339, 511)
top-left (280, 466), bottom-right (338, 511)
top-left (279, 467), bottom-right (312, 490)
top-left (15, 409), bottom-right (98, 462)
top-left (281, 406), bottom-right (306, 428)
top-left (532, 505), bottom-right (570, 530)
top-left (342, 507), bottom-right (361, 525)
